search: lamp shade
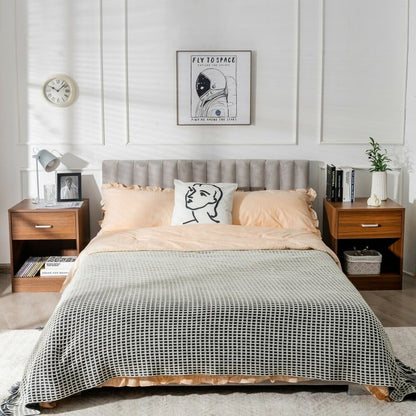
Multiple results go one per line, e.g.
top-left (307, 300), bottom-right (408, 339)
top-left (37, 149), bottom-right (60, 172)
top-left (32, 149), bottom-right (61, 204)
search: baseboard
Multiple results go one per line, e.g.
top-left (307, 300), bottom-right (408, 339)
top-left (404, 270), bottom-right (415, 278)
top-left (0, 263), bottom-right (10, 274)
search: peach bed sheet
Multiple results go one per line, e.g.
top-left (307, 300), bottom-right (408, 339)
top-left (64, 224), bottom-right (339, 289)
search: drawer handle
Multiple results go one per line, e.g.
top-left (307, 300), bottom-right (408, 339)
top-left (361, 224), bottom-right (380, 228)
top-left (35, 224), bottom-right (53, 229)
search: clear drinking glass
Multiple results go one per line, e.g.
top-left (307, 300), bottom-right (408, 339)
top-left (44, 184), bottom-right (56, 206)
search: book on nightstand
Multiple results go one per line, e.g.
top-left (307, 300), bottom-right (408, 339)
top-left (326, 164), bottom-right (336, 201)
top-left (326, 164), bottom-right (355, 203)
top-left (340, 167), bottom-right (355, 202)
top-left (335, 169), bottom-right (343, 202)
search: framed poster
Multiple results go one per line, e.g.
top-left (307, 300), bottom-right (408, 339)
top-left (176, 50), bottom-right (252, 125)
top-left (57, 172), bottom-right (82, 202)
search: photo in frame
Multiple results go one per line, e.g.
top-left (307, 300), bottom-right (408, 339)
top-left (57, 172), bottom-right (82, 202)
top-left (176, 50), bottom-right (252, 125)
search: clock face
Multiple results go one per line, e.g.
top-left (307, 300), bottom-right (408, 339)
top-left (43, 75), bottom-right (76, 107)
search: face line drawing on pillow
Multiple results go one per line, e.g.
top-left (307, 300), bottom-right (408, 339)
top-left (183, 183), bottom-right (223, 224)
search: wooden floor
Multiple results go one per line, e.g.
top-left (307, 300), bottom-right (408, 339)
top-left (360, 274), bottom-right (416, 327)
top-left (1, 272), bottom-right (416, 329)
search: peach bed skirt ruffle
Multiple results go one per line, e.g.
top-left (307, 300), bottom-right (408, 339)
top-left (40, 374), bottom-right (390, 408)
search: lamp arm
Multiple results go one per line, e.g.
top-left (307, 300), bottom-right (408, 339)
top-left (35, 156), bottom-right (40, 204)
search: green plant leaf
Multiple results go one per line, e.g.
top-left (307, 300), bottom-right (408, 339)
top-left (365, 137), bottom-right (391, 172)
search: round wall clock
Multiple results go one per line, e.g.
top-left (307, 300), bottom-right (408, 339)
top-left (43, 74), bottom-right (77, 107)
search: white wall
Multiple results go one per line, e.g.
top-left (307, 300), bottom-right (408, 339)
top-left (0, 0), bottom-right (21, 263)
top-left (1, 0), bottom-right (416, 274)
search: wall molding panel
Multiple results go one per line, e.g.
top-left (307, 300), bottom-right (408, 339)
top-left (320, 0), bottom-right (409, 144)
top-left (15, 0), bottom-right (105, 147)
top-left (126, 0), bottom-right (300, 145)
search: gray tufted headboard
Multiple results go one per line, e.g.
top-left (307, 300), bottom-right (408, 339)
top-left (102, 159), bottom-right (314, 191)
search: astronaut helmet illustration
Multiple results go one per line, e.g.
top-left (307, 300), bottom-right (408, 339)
top-left (196, 69), bottom-right (227, 100)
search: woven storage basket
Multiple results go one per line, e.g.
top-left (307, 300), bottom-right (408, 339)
top-left (343, 250), bottom-right (382, 275)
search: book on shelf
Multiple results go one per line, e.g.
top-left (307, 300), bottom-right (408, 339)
top-left (15, 258), bottom-right (31, 277)
top-left (40, 269), bottom-right (69, 277)
top-left (44, 256), bottom-right (77, 270)
top-left (15, 255), bottom-right (77, 278)
top-left (15, 257), bottom-right (48, 278)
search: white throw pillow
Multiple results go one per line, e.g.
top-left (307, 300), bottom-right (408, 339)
top-left (171, 179), bottom-right (237, 225)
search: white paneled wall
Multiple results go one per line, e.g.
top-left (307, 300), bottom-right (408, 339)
top-left (321, 0), bottom-right (408, 143)
top-left (127, 0), bottom-right (299, 144)
top-left (1, 0), bottom-right (416, 275)
top-left (15, 0), bottom-right (104, 146)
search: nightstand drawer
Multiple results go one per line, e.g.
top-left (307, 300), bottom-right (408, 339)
top-left (10, 212), bottom-right (76, 240)
top-left (338, 211), bottom-right (402, 238)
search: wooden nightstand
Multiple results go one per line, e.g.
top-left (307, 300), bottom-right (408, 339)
top-left (323, 198), bottom-right (404, 290)
top-left (8, 199), bottom-right (90, 292)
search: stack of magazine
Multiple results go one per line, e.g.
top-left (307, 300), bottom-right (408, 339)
top-left (15, 257), bottom-right (48, 277)
top-left (326, 164), bottom-right (355, 202)
top-left (16, 256), bottom-right (77, 277)
top-left (40, 256), bottom-right (77, 277)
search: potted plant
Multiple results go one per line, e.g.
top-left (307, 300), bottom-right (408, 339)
top-left (365, 137), bottom-right (391, 201)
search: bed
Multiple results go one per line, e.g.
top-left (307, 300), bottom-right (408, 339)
top-left (3, 159), bottom-right (416, 415)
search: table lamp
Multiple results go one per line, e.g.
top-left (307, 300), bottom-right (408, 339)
top-left (33, 149), bottom-right (61, 204)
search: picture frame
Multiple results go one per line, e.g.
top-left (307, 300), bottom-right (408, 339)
top-left (176, 50), bottom-right (252, 125)
top-left (57, 172), bottom-right (82, 202)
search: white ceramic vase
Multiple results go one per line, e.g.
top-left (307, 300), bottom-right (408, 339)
top-left (370, 171), bottom-right (387, 201)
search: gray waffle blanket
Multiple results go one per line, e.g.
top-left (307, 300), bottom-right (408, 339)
top-left (3, 249), bottom-right (416, 414)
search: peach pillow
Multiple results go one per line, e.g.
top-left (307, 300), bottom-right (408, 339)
top-left (100, 183), bottom-right (174, 231)
top-left (232, 189), bottom-right (320, 236)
